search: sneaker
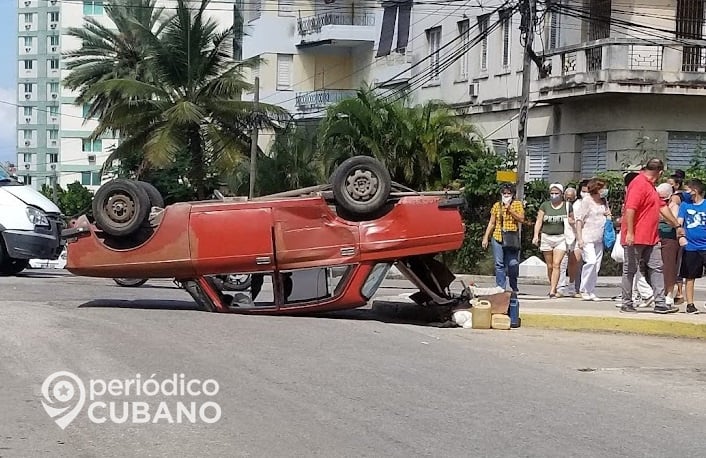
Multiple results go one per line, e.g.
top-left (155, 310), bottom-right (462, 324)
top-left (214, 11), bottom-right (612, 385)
top-left (686, 304), bottom-right (700, 314)
top-left (589, 293), bottom-right (601, 302)
top-left (581, 293), bottom-right (592, 301)
top-left (620, 305), bottom-right (638, 313)
top-left (665, 295), bottom-right (674, 306)
top-left (636, 296), bottom-right (655, 308)
top-left (653, 305), bottom-right (679, 314)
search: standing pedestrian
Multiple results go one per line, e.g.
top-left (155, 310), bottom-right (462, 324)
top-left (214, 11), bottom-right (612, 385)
top-left (575, 178), bottom-right (611, 301)
top-left (656, 182), bottom-right (680, 306)
top-left (677, 178), bottom-right (706, 314)
top-left (558, 187), bottom-right (581, 297)
top-left (620, 158), bottom-right (681, 313)
top-left (482, 184), bottom-right (525, 293)
top-left (533, 184), bottom-right (570, 298)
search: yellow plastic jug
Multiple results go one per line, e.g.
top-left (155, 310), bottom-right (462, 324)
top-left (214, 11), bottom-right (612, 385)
top-left (471, 300), bottom-right (492, 329)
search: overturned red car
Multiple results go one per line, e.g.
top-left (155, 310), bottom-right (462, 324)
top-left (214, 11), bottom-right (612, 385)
top-left (63, 156), bottom-right (467, 314)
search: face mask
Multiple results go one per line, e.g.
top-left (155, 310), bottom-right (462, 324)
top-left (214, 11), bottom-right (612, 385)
top-left (502, 196), bottom-right (512, 205)
top-left (599, 189), bottom-right (608, 198)
top-left (581, 192), bottom-right (589, 199)
top-left (550, 194), bottom-right (561, 202)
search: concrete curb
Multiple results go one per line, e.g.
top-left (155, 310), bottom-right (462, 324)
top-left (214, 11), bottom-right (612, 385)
top-left (520, 313), bottom-right (706, 340)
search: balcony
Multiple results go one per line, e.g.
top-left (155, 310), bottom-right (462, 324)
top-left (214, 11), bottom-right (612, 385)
top-left (295, 89), bottom-right (357, 112)
top-left (297, 12), bottom-right (376, 49)
top-left (535, 38), bottom-right (706, 101)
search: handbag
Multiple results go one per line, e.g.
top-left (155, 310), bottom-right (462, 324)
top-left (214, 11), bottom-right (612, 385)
top-left (603, 218), bottom-right (616, 250)
top-left (564, 201), bottom-right (576, 246)
top-left (499, 202), bottom-right (521, 250)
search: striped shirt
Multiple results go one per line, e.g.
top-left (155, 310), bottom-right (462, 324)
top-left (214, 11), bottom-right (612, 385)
top-left (492, 200), bottom-right (525, 242)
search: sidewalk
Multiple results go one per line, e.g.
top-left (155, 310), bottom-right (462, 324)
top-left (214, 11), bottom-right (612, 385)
top-left (380, 272), bottom-right (706, 339)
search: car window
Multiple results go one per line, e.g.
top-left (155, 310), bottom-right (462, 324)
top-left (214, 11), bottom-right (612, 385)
top-left (281, 266), bottom-right (353, 306)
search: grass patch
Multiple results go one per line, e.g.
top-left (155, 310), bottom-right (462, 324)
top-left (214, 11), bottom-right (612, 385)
top-left (522, 314), bottom-right (706, 340)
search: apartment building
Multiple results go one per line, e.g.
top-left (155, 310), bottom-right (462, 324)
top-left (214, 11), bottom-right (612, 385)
top-left (16, 0), bottom-right (236, 191)
top-left (243, 0), bottom-right (706, 183)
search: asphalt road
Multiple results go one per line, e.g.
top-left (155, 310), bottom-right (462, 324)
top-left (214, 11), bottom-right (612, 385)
top-left (1, 270), bottom-right (705, 457)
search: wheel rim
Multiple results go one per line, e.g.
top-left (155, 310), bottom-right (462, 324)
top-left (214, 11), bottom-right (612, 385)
top-left (104, 192), bottom-right (136, 227)
top-left (345, 168), bottom-right (379, 202)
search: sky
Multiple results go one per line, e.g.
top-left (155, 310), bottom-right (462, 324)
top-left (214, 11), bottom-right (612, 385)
top-left (0, 2), bottom-right (17, 164)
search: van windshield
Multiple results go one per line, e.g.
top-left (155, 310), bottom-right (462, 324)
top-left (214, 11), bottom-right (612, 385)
top-left (0, 164), bottom-right (11, 181)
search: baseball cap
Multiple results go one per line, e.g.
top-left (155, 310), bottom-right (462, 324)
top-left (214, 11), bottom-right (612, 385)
top-left (549, 183), bottom-right (564, 193)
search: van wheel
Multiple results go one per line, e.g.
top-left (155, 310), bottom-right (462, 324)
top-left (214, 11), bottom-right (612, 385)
top-left (331, 156), bottom-right (391, 218)
top-left (92, 179), bottom-right (151, 237)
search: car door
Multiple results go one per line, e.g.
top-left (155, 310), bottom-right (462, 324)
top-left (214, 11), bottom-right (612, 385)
top-left (272, 200), bottom-right (360, 270)
top-left (189, 203), bottom-right (275, 275)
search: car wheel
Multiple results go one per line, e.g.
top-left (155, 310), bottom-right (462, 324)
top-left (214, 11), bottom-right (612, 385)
top-left (113, 278), bottom-right (149, 287)
top-left (222, 274), bottom-right (251, 291)
top-left (136, 181), bottom-right (165, 208)
top-left (331, 156), bottom-right (391, 217)
top-left (0, 258), bottom-right (29, 275)
top-left (92, 179), bottom-right (151, 237)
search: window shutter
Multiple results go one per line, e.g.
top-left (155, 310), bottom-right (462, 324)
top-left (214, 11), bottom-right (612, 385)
top-left (277, 54), bottom-right (293, 90)
top-left (527, 137), bottom-right (550, 181)
top-left (580, 133), bottom-right (607, 178)
top-left (667, 132), bottom-right (706, 169)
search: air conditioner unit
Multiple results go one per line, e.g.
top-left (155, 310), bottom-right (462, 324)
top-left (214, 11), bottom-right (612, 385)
top-left (24, 163), bottom-right (31, 169)
top-left (25, 47), bottom-right (31, 53)
top-left (51, 93), bottom-right (57, 99)
top-left (24, 1), bottom-right (30, 6)
top-left (50, 140), bottom-right (57, 146)
top-left (24, 141), bottom-right (31, 147)
top-left (87, 154), bottom-right (96, 163)
top-left (51, 46), bottom-right (57, 52)
top-left (25, 117), bottom-right (31, 123)
top-left (24, 93), bottom-right (31, 99)
top-left (25, 24), bottom-right (31, 30)
top-left (50, 0), bottom-right (57, 4)
top-left (50, 116), bottom-right (57, 123)
top-left (49, 23), bottom-right (56, 29)
top-left (469, 82), bottom-right (480, 98)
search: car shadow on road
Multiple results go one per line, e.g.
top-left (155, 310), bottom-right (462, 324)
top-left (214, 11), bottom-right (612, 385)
top-left (79, 299), bottom-right (200, 311)
top-left (292, 302), bottom-right (460, 328)
top-left (18, 271), bottom-right (72, 279)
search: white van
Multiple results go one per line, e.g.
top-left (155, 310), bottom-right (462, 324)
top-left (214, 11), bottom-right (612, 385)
top-left (0, 163), bottom-right (63, 275)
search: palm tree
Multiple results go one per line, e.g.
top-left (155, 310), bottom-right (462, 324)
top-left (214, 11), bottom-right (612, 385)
top-left (65, 0), bottom-right (289, 199)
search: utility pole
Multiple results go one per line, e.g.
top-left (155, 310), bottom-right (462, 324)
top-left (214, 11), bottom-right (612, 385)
top-left (50, 164), bottom-right (58, 203)
top-left (516, 0), bottom-right (536, 201)
top-left (249, 76), bottom-right (260, 199)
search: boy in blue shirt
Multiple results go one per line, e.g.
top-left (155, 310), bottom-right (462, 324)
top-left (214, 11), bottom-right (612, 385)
top-left (678, 179), bottom-right (706, 314)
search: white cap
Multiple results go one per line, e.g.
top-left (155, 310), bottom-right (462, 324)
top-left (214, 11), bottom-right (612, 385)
top-left (549, 183), bottom-right (564, 193)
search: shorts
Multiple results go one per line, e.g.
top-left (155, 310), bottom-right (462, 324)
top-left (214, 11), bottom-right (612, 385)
top-left (540, 233), bottom-right (567, 252)
top-left (679, 250), bottom-right (706, 279)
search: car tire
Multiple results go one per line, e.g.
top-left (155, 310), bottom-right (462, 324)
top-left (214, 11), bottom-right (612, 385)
top-left (113, 278), bottom-right (149, 287)
top-left (92, 179), bottom-right (151, 237)
top-left (136, 181), bottom-right (165, 208)
top-left (221, 274), bottom-right (252, 291)
top-left (331, 156), bottom-right (391, 217)
top-left (0, 258), bottom-right (29, 275)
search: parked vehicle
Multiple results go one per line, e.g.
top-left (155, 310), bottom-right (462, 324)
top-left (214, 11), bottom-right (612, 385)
top-left (63, 156), bottom-right (467, 314)
top-left (29, 247), bottom-right (68, 269)
top-left (0, 164), bottom-right (64, 275)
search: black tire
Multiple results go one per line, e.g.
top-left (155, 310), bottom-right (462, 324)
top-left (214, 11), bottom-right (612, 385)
top-left (331, 156), bottom-right (391, 217)
top-left (221, 274), bottom-right (252, 291)
top-left (0, 258), bottom-right (29, 275)
top-left (136, 181), bottom-right (165, 208)
top-left (92, 179), bottom-right (151, 237)
top-left (113, 278), bottom-right (149, 287)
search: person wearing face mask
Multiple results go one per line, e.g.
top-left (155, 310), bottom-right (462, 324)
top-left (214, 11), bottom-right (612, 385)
top-left (482, 183), bottom-right (525, 292)
top-left (574, 178), bottom-right (611, 301)
top-left (656, 182), bottom-right (681, 307)
top-left (668, 169), bottom-right (688, 303)
top-left (533, 184), bottom-right (571, 298)
top-left (578, 179), bottom-right (590, 200)
top-left (558, 187), bottom-right (582, 297)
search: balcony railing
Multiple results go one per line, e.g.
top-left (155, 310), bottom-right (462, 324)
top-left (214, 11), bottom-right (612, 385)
top-left (295, 89), bottom-right (357, 110)
top-left (297, 12), bottom-right (375, 36)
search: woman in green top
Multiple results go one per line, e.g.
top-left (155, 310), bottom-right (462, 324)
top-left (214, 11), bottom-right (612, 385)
top-left (533, 183), bottom-right (573, 298)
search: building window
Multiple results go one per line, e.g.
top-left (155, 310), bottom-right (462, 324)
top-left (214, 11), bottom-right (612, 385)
top-left (49, 59), bottom-right (60, 70)
top-left (457, 20), bottom-right (470, 80)
top-left (427, 26), bottom-right (441, 82)
top-left (23, 130), bottom-right (33, 140)
top-left (491, 139), bottom-right (509, 157)
top-left (23, 83), bottom-right (33, 93)
top-left (478, 15), bottom-right (489, 71)
top-left (49, 106), bottom-right (59, 117)
top-left (50, 35), bottom-right (60, 46)
top-left (82, 139), bottom-right (102, 152)
top-left (547, 0), bottom-right (562, 49)
top-left (48, 130), bottom-right (59, 140)
top-left (276, 54), bottom-right (293, 90)
top-left (81, 172), bottom-right (102, 186)
top-left (24, 13), bottom-right (32, 24)
top-left (23, 153), bottom-right (32, 163)
top-left (667, 132), bottom-right (706, 169)
top-left (23, 106), bottom-right (32, 117)
top-left (23, 37), bottom-right (32, 48)
top-left (527, 137), bottom-right (550, 181)
top-left (24, 60), bottom-right (33, 70)
top-left (47, 153), bottom-right (58, 164)
top-left (24, 175), bottom-right (33, 185)
top-left (48, 12), bottom-right (59, 23)
top-left (49, 82), bottom-right (59, 95)
top-left (501, 10), bottom-right (511, 68)
top-left (581, 132), bottom-right (608, 178)
top-left (83, 0), bottom-right (104, 16)
top-left (82, 104), bottom-right (93, 118)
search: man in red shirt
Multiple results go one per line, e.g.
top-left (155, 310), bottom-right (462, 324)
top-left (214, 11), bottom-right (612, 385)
top-left (620, 158), bottom-right (683, 313)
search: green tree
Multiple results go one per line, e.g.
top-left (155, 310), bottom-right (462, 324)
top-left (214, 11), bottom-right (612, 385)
top-left (65, 0), bottom-right (288, 199)
top-left (41, 182), bottom-right (94, 218)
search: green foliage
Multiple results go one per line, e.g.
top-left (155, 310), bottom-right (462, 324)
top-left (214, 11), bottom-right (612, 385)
top-left (40, 182), bottom-right (94, 218)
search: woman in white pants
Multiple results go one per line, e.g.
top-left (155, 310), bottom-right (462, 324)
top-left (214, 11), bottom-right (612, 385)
top-left (575, 178), bottom-right (611, 301)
